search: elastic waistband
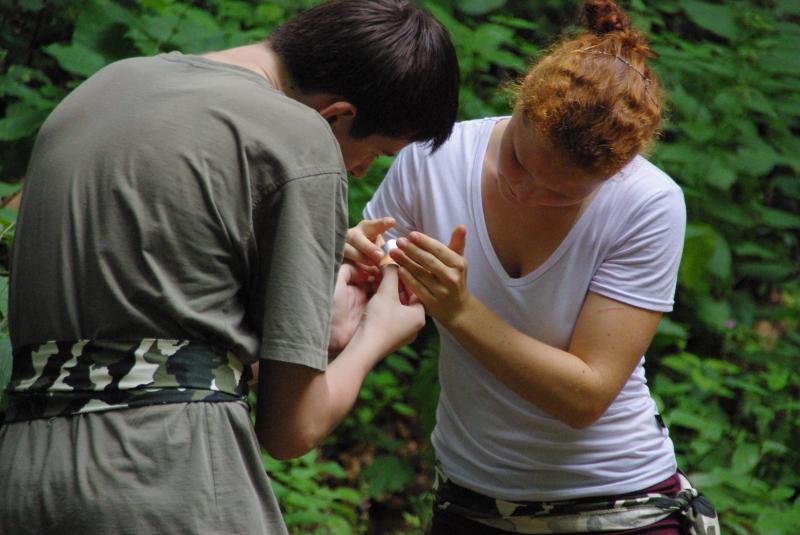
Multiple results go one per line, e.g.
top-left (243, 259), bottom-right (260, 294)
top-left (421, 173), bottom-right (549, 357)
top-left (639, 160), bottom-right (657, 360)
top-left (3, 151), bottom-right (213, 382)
top-left (5, 339), bottom-right (249, 422)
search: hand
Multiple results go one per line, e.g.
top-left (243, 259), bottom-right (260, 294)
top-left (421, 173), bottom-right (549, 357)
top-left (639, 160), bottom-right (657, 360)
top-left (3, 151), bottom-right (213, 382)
top-left (356, 265), bottom-right (425, 356)
top-left (344, 217), bottom-right (396, 270)
top-left (328, 262), bottom-right (371, 356)
top-left (390, 225), bottom-right (469, 324)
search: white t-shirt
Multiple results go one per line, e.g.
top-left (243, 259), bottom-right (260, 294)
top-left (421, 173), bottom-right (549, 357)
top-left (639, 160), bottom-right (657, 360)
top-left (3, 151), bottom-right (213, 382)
top-left (364, 118), bottom-right (686, 501)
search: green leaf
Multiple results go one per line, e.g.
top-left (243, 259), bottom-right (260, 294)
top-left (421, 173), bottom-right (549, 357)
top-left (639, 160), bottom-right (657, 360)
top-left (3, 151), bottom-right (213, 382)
top-left (773, 175), bottom-right (800, 199)
top-left (391, 402), bottom-right (416, 417)
top-left (708, 232), bottom-right (732, 281)
top-left (679, 224), bottom-right (719, 290)
top-left (0, 104), bottom-right (49, 142)
top-left (44, 43), bottom-right (107, 77)
top-left (759, 207), bottom-right (800, 229)
top-left (682, 1), bottom-right (739, 40)
top-left (737, 261), bottom-right (795, 281)
top-left (329, 487), bottom-right (362, 504)
top-left (731, 443), bottom-right (760, 474)
top-left (361, 455), bottom-right (415, 497)
top-left (656, 317), bottom-right (690, 340)
top-left (72, 0), bottom-right (137, 55)
top-left (733, 242), bottom-right (779, 260)
top-left (734, 140), bottom-right (783, 177)
top-left (385, 354), bottom-right (415, 375)
top-left (456, 0), bottom-right (507, 16)
top-left (668, 408), bottom-right (717, 434)
top-left (705, 159), bottom-right (737, 190)
top-left (696, 296), bottom-right (730, 331)
top-left (0, 182), bottom-right (22, 198)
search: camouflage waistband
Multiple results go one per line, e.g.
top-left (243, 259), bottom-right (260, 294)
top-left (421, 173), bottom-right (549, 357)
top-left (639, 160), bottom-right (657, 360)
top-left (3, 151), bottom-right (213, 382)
top-left (5, 339), bottom-right (250, 423)
top-left (433, 466), bottom-right (720, 534)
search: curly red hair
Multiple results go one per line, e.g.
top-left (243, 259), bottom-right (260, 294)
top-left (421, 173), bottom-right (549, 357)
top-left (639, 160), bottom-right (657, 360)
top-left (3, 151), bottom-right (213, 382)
top-left (517, 0), bottom-right (663, 177)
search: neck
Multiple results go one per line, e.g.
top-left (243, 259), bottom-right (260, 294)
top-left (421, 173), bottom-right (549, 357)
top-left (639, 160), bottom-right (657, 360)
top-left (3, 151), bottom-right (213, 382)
top-left (202, 43), bottom-right (299, 97)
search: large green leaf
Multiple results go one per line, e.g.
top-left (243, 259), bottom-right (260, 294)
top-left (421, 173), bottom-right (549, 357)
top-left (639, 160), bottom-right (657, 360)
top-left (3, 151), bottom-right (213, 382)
top-left (759, 207), bottom-right (800, 229)
top-left (680, 224), bottom-right (729, 289)
top-left (682, 0), bottom-right (740, 40)
top-left (361, 455), bottom-right (415, 497)
top-left (44, 43), bottom-right (107, 77)
top-left (737, 261), bottom-right (796, 281)
top-left (0, 103), bottom-right (49, 142)
top-left (696, 296), bottom-right (730, 332)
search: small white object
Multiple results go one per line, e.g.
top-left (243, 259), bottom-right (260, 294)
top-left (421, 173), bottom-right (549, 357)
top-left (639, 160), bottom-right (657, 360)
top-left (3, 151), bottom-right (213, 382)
top-left (382, 239), bottom-right (398, 254)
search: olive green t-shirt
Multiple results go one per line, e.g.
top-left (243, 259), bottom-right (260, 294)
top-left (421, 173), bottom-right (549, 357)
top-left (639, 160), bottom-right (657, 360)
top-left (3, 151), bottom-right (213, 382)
top-left (9, 52), bottom-right (348, 371)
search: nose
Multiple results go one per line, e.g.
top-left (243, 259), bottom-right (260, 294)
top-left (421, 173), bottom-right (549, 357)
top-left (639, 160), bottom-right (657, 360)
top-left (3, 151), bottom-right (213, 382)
top-left (349, 156), bottom-right (375, 178)
top-left (349, 165), bottom-right (367, 178)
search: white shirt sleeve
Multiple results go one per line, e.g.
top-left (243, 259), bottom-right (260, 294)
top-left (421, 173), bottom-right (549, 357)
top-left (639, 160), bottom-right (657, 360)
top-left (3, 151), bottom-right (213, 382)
top-left (363, 145), bottom-right (421, 239)
top-left (589, 185), bottom-right (687, 312)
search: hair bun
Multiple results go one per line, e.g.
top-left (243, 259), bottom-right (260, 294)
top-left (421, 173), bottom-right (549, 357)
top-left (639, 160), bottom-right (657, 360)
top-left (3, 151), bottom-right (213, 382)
top-left (583, 0), bottom-right (631, 35)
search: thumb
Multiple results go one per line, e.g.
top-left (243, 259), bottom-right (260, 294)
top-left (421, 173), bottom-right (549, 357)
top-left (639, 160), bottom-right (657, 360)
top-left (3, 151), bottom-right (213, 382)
top-left (360, 217), bottom-right (396, 241)
top-left (447, 225), bottom-right (467, 256)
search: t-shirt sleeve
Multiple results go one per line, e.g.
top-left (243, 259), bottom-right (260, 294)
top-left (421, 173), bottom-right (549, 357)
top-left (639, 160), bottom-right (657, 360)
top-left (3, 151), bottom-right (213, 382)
top-left (589, 185), bottom-right (687, 312)
top-left (250, 171), bottom-right (348, 370)
top-left (363, 146), bottom-right (420, 239)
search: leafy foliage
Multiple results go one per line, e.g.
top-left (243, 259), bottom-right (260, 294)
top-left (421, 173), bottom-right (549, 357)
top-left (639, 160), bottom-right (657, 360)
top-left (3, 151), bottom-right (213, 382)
top-left (1, 0), bottom-right (798, 533)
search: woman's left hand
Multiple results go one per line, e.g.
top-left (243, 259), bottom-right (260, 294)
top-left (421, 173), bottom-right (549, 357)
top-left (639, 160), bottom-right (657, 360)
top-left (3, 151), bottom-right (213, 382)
top-left (390, 225), bottom-right (470, 324)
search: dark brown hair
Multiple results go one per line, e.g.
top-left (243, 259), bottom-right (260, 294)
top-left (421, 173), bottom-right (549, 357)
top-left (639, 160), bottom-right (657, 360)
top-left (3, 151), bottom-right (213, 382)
top-left (517, 0), bottom-right (663, 177)
top-left (270, 0), bottom-right (459, 151)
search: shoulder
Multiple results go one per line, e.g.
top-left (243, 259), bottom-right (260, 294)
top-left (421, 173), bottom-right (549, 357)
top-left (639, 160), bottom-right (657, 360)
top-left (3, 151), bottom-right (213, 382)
top-left (605, 156), bottom-right (685, 216)
top-left (394, 117), bottom-right (500, 174)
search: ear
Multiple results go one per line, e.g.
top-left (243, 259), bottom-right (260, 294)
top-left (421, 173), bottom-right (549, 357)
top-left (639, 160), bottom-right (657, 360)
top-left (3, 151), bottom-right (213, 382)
top-left (318, 101), bottom-right (357, 134)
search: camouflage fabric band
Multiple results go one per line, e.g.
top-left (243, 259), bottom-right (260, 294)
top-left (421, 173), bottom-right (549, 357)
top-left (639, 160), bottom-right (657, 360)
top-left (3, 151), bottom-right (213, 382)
top-left (5, 339), bottom-right (250, 423)
top-left (433, 466), bottom-right (720, 534)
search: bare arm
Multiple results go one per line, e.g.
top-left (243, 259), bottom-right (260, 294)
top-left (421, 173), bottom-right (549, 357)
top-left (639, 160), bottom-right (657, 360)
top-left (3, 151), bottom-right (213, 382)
top-left (392, 229), bottom-right (661, 429)
top-left (255, 266), bottom-right (424, 459)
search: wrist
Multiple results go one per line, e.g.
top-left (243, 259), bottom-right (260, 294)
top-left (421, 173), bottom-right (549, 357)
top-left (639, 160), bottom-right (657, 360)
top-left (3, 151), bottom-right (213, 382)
top-left (338, 325), bottom-right (388, 372)
top-left (441, 293), bottom-right (480, 332)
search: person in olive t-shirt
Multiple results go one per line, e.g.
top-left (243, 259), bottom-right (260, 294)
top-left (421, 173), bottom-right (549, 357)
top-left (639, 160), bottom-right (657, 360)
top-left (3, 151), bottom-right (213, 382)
top-left (0, 1), bottom-right (459, 533)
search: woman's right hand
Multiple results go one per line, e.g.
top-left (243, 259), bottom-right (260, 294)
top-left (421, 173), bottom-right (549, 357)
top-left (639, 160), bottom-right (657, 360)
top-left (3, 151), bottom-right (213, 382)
top-left (344, 217), bottom-right (396, 269)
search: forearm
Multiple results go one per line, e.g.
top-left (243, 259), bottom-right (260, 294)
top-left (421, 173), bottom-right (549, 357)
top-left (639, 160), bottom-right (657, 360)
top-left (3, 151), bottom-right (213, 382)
top-left (444, 295), bottom-right (607, 428)
top-left (255, 331), bottom-right (388, 459)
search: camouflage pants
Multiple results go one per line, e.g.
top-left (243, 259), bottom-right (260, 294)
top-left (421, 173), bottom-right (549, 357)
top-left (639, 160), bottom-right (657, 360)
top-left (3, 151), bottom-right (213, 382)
top-left (432, 467), bottom-right (720, 534)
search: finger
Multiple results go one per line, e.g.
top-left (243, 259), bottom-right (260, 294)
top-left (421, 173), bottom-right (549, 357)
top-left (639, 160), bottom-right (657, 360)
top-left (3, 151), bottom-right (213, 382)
top-left (376, 264), bottom-right (400, 296)
top-left (357, 217), bottom-right (396, 240)
top-left (343, 263), bottom-right (373, 286)
top-left (343, 242), bottom-right (374, 266)
top-left (347, 218), bottom-right (396, 265)
top-left (392, 248), bottom-right (451, 298)
top-left (447, 225), bottom-right (467, 256)
top-left (397, 266), bottom-right (435, 305)
top-left (407, 231), bottom-right (466, 270)
top-left (394, 237), bottom-right (451, 281)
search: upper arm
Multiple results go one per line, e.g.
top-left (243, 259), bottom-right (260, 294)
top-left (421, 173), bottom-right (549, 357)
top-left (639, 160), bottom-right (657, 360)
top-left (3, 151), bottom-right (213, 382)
top-left (250, 172), bottom-right (347, 368)
top-left (568, 291), bottom-right (662, 411)
top-left (256, 359), bottom-right (325, 459)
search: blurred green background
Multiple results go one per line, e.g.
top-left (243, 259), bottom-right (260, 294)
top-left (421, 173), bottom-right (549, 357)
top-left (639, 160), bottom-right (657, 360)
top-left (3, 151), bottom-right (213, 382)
top-left (1, 0), bottom-right (798, 533)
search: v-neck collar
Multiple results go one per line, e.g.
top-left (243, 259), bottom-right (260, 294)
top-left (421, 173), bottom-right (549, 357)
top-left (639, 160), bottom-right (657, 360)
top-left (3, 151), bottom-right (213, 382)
top-left (468, 117), bottom-right (604, 287)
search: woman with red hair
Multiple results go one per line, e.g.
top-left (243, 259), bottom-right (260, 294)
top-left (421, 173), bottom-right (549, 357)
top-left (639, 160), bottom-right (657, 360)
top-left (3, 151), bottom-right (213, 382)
top-left (348, 1), bottom-right (720, 533)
